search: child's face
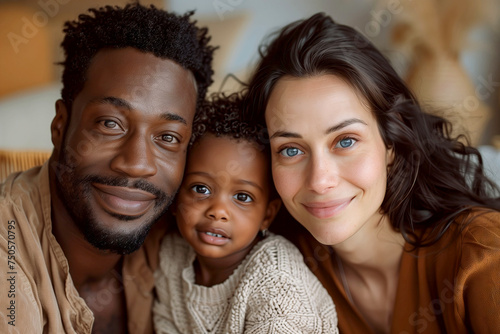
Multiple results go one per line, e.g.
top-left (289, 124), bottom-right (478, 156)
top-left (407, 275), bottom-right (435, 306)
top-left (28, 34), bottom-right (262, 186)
top-left (175, 134), bottom-right (278, 261)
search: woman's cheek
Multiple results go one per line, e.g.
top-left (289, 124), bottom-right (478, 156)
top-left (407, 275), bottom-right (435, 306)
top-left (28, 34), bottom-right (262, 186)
top-left (272, 163), bottom-right (301, 203)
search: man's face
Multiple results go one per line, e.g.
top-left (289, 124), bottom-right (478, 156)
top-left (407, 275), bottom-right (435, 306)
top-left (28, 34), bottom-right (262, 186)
top-left (51, 47), bottom-right (197, 254)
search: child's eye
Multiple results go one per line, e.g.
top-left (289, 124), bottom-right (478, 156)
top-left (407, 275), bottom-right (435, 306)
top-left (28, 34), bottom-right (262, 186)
top-left (279, 146), bottom-right (304, 157)
top-left (161, 134), bottom-right (179, 143)
top-left (233, 193), bottom-right (253, 203)
top-left (191, 185), bottom-right (210, 195)
top-left (335, 137), bottom-right (357, 149)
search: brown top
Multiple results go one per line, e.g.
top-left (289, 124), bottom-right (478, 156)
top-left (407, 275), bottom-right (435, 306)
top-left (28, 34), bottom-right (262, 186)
top-left (0, 162), bottom-right (167, 333)
top-left (290, 210), bottom-right (500, 333)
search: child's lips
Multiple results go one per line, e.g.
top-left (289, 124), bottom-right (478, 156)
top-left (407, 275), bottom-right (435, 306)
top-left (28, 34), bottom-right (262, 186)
top-left (197, 227), bottom-right (230, 245)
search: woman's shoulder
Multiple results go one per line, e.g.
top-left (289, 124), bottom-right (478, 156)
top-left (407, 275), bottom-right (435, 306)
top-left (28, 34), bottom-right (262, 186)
top-left (456, 209), bottom-right (500, 246)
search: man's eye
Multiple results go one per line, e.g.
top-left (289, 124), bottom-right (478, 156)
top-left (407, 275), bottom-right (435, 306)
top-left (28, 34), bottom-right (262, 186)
top-left (161, 134), bottom-right (179, 143)
top-left (103, 120), bottom-right (118, 128)
top-left (233, 193), bottom-right (252, 203)
top-left (279, 147), bottom-right (304, 157)
top-left (192, 185), bottom-right (210, 195)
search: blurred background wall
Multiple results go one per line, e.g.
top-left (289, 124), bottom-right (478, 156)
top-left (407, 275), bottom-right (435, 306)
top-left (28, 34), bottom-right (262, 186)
top-left (1, 0), bottom-right (499, 150)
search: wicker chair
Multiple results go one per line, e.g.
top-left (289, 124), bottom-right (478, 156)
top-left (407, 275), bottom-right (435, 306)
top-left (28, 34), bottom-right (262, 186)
top-left (0, 150), bottom-right (51, 182)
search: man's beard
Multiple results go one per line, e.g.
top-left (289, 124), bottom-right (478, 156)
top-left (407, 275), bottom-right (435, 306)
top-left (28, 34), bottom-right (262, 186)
top-left (54, 150), bottom-right (174, 255)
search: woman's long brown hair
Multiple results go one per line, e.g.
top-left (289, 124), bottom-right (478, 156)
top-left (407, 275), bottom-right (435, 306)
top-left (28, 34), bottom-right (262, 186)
top-left (243, 13), bottom-right (500, 247)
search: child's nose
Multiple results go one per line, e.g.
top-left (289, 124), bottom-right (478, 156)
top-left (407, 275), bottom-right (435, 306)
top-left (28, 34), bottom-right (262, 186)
top-left (206, 200), bottom-right (229, 222)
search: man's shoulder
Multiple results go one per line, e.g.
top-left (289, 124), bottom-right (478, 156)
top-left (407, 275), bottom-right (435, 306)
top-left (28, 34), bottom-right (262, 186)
top-left (0, 165), bottom-right (49, 255)
top-left (1, 165), bottom-right (45, 203)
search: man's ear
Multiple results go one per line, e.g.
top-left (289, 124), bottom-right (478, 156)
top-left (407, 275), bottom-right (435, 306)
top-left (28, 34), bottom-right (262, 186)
top-left (51, 100), bottom-right (69, 151)
top-left (260, 198), bottom-right (282, 231)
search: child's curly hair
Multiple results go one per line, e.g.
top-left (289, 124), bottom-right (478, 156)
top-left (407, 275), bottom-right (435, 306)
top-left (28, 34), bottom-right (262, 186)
top-left (191, 92), bottom-right (268, 149)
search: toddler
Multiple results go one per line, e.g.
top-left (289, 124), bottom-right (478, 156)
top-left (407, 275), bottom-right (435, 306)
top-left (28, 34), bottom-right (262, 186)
top-left (153, 94), bottom-right (338, 333)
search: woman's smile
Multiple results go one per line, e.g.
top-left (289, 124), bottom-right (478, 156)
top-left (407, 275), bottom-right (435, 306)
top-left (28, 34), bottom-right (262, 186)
top-left (302, 197), bottom-right (354, 219)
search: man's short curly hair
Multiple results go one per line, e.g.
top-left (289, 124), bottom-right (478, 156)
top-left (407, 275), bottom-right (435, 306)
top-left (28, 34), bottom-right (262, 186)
top-left (191, 93), bottom-right (268, 148)
top-left (60, 2), bottom-right (216, 111)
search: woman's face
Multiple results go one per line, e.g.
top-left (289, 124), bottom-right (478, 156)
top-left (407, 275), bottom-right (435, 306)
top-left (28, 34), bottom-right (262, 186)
top-left (265, 74), bottom-right (393, 246)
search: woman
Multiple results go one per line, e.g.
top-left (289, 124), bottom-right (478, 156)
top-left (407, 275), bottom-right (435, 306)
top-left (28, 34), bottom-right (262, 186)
top-left (244, 12), bottom-right (500, 333)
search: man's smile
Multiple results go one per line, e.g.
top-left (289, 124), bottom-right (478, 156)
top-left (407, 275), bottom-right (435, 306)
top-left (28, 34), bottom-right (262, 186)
top-left (92, 183), bottom-right (157, 218)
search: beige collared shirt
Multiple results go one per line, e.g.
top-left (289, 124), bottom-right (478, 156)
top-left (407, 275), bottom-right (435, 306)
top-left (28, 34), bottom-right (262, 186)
top-left (0, 162), bottom-right (167, 333)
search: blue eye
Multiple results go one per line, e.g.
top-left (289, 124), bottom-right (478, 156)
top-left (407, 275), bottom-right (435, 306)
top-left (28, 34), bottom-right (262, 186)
top-left (336, 137), bottom-right (356, 149)
top-left (233, 193), bottom-right (253, 203)
top-left (191, 185), bottom-right (210, 195)
top-left (279, 147), bottom-right (304, 157)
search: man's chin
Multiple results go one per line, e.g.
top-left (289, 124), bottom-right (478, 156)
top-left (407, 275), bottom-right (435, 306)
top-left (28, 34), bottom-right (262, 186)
top-left (80, 218), bottom-right (156, 255)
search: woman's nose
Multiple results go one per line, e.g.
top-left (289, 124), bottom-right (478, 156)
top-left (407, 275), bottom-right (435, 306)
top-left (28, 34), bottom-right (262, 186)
top-left (306, 153), bottom-right (339, 194)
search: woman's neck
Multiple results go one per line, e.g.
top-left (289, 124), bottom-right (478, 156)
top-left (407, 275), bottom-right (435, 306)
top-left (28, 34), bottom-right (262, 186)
top-left (333, 215), bottom-right (405, 273)
top-left (332, 215), bottom-right (405, 334)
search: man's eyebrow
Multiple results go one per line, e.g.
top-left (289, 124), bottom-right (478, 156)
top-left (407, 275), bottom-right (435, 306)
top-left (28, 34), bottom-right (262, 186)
top-left (269, 118), bottom-right (367, 140)
top-left (92, 96), bottom-right (132, 110)
top-left (90, 96), bottom-right (187, 125)
top-left (160, 113), bottom-right (187, 125)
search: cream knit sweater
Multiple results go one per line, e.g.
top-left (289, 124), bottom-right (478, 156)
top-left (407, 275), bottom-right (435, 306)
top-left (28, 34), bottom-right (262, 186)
top-left (153, 232), bottom-right (338, 333)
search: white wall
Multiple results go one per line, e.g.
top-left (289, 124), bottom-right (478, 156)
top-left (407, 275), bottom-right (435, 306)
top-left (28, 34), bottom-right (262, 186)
top-left (0, 0), bottom-right (498, 149)
top-left (170, 0), bottom-right (386, 78)
top-left (170, 0), bottom-right (500, 145)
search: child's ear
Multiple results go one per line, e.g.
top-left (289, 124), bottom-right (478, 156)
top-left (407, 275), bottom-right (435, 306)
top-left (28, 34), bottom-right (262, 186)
top-left (260, 198), bottom-right (282, 231)
top-left (170, 200), bottom-right (178, 216)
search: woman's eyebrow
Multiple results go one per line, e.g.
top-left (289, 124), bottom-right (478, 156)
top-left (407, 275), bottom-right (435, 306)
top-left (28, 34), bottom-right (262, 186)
top-left (269, 131), bottom-right (301, 140)
top-left (325, 118), bottom-right (367, 134)
top-left (269, 118), bottom-right (367, 139)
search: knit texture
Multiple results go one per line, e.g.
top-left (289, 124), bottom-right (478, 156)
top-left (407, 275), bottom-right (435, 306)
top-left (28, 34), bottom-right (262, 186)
top-left (153, 233), bottom-right (338, 333)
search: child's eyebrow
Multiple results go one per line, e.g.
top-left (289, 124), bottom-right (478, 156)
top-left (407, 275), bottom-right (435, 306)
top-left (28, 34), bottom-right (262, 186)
top-left (237, 180), bottom-right (264, 192)
top-left (186, 171), bottom-right (264, 192)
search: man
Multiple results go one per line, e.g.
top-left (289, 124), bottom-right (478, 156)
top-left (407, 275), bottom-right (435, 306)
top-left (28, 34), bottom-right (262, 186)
top-left (0, 3), bottom-right (215, 333)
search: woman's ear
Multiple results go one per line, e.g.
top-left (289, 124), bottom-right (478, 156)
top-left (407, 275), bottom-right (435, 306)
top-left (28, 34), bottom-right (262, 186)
top-left (386, 146), bottom-right (395, 171)
top-left (51, 100), bottom-right (69, 151)
top-left (260, 198), bottom-right (282, 231)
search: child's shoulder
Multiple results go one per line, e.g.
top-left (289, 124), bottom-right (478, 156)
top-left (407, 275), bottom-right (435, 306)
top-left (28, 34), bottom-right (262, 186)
top-left (244, 233), bottom-right (310, 276)
top-left (157, 231), bottom-right (193, 273)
